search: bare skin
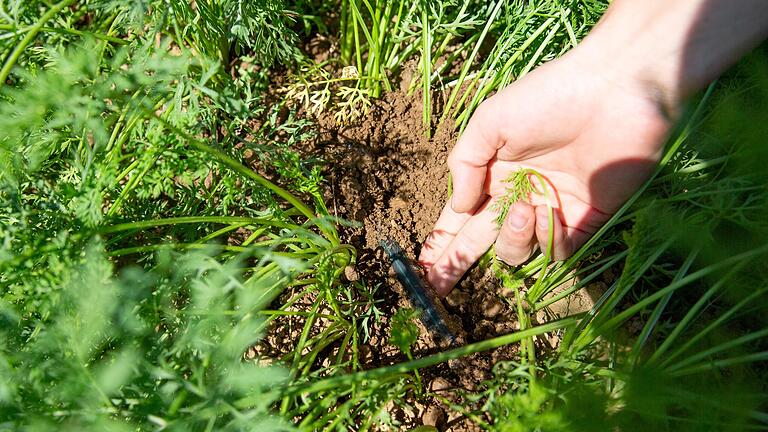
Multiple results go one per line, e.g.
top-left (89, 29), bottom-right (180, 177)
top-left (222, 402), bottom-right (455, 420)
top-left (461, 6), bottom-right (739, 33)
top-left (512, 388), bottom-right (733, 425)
top-left (420, 0), bottom-right (768, 296)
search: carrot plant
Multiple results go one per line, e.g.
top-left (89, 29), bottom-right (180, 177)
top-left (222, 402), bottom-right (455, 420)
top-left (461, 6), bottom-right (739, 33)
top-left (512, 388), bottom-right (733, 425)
top-left (2, 1), bottom-right (767, 430)
top-left (442, 1), bottom-right (607, 131)
top-left (292, 0), bottom-right (482, 128)
top-left (0, 1), bottom-right (365, 429)
top-left (472, 58), bottom-right (768, 430)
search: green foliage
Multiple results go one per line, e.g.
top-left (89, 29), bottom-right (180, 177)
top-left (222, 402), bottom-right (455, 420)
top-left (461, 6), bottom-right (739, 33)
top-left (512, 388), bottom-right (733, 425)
top-left (445, 1), bottom-right (608, 130)
top-left (0, 2), bottom-right (357, 429)
top-left (3, 1), bottom-right (768, 431)
top-left (100, 0), bottom-right (300, 66)
top-left (0, 40), bottom-right (186, 182)
top-left (181, 0), bottom-right (301, 66)
top-left (0, 241), bottom-right (294, 430)
top-left (389, 308), bottom-right (420, 358)
top-left (482, 56), bottom-right (768, 430)
top-left (492, 168), bottom-right (538, 228)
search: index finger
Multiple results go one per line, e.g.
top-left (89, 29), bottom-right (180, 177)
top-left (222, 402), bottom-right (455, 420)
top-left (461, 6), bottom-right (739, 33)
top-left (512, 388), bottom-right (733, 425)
top-left (425, 197), bottom-right (500, 296)
top-left (447, 100), bottom-right (506, 213)
top-left (418, 201), bottom-right (473, 271)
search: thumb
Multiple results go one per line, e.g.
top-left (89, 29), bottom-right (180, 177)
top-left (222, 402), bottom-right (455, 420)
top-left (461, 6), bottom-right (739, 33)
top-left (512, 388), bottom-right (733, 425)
top-left (447, 99), bottom-right (506, 213)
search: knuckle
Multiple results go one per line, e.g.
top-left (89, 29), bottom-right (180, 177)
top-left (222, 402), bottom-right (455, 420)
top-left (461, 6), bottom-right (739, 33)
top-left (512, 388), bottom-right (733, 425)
top-left (474, 99), bottom-right (494, 118)
top-left (451, 231), bottom-right (479, 259)
top-left (556, 238), bottom-right (575, 261)
top-left (494, 248), bottom-right (513, 265)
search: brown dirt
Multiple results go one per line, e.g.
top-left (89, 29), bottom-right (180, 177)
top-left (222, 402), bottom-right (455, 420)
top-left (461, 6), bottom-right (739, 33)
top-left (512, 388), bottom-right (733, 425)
top-left (257, 51), bottom-right (612, 429)
top-left (290, 77), bottom-right (530, 430)
top-left (248, 63), bottom-right (614, 428)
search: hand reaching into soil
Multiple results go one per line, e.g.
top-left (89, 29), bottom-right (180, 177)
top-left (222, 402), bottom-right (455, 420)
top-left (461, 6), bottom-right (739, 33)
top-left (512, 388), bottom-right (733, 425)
top-left (419, 53), bottom-right (670, 296)
top-left (420, 0), bottom-right (768, 295)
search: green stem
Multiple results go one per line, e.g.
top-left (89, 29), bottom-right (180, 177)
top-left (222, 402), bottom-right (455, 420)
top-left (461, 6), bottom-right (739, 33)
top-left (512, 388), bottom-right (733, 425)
top-left (100, 216), bottom-right (300, 234)
top-left (0, 0), bottom-right (77, 90)
top-left (513, 283), bottom-right (536, 379)
top-left (421, 7), bottom-right (431, 136)
top-left (667, 328), bottom-right (768, 373)
top-left (455, 14), bottom-right (555, 129)
top-left (566, 238), bottom-right (674, 352)
top-left (533, 250), bottom-right (628, 311)
top-left (0, 23), bottom-right (127, 44)
top-left (108, 242), bottom-right (318, 258)
top-left (439, 0), bottom-right (504, 125)
top-left (659, 285), bottom-right (768, 369)
top-left (150, 113), bottom-right (338, 243)
top-left (586, 244), bottom-right (768, 352)
top-left (669, 351), bottom-right (768, 377)
top-left (273, 317), bottom-right (577, 398)
top-left (629, 250), bottom-right (698, 368)
top-left (352, 0), bottom-right (363, 75)
top-left (194, 223), bottom-right (248, 244)
top-left (340, 0), bottom-right (350, 63)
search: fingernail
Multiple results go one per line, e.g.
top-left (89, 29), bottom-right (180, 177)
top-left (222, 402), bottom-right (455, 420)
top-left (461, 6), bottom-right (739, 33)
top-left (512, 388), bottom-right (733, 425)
top-left (509, 209), bottom-right (528, 231)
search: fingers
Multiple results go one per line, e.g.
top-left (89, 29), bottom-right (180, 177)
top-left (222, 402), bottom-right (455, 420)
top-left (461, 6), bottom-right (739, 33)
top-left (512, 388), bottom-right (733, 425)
top-left (496, 204), bottom-right (591, 265)
top-left (495, 201), bottom-right (537, 265)
top-left (534, 205), bottom-right (571, 261)
top-left (425, 198), bottom-right (499, 296)
top-left (533, 205), bottom-right (595, 262)
top-left (418, 202), bottom-right (472, 272)
top-left (447, 101), bottom-right (505, 213)
top-left (422, 199), bottom-right (597, 295)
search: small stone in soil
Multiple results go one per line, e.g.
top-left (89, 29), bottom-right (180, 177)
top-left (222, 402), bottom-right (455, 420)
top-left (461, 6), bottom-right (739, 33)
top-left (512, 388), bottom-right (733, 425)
top-left (343, 265), bottom-right (359, 282)
top-left (422, 405), bottom-right (446, 428)
top-left (389, 196), bottom-right (408, 209)
top-left (429, 377), bottom-right (453, 392)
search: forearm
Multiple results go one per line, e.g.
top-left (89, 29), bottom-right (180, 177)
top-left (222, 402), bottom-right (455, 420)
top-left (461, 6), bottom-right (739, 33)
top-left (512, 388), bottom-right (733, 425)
top-left (576, 0), bottom-right (768, 110)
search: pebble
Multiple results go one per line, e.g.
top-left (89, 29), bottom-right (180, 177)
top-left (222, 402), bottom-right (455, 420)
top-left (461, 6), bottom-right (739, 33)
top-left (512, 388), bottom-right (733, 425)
top-left (429, 377), bottom-right (452, 392)
top-left (343, 266), bottom-right (359, 282)
top-left (389, 196), bottom-right (408, 209)
top-left (422, 405), bottom-right (446, 427)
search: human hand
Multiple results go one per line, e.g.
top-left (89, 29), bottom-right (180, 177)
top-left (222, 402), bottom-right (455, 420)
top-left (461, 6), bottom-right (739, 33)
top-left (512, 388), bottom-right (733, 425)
top-left (420, 0), bottom-right (768, 296)
top-left (419, 49), bottom-right (673, 296)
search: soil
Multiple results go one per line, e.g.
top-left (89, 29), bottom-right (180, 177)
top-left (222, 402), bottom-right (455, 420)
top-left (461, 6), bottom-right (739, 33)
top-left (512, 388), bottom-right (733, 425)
top-left (281, 73), bottom-right (523, 430)
top-left (258, 60), bottom-right (606, 430)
